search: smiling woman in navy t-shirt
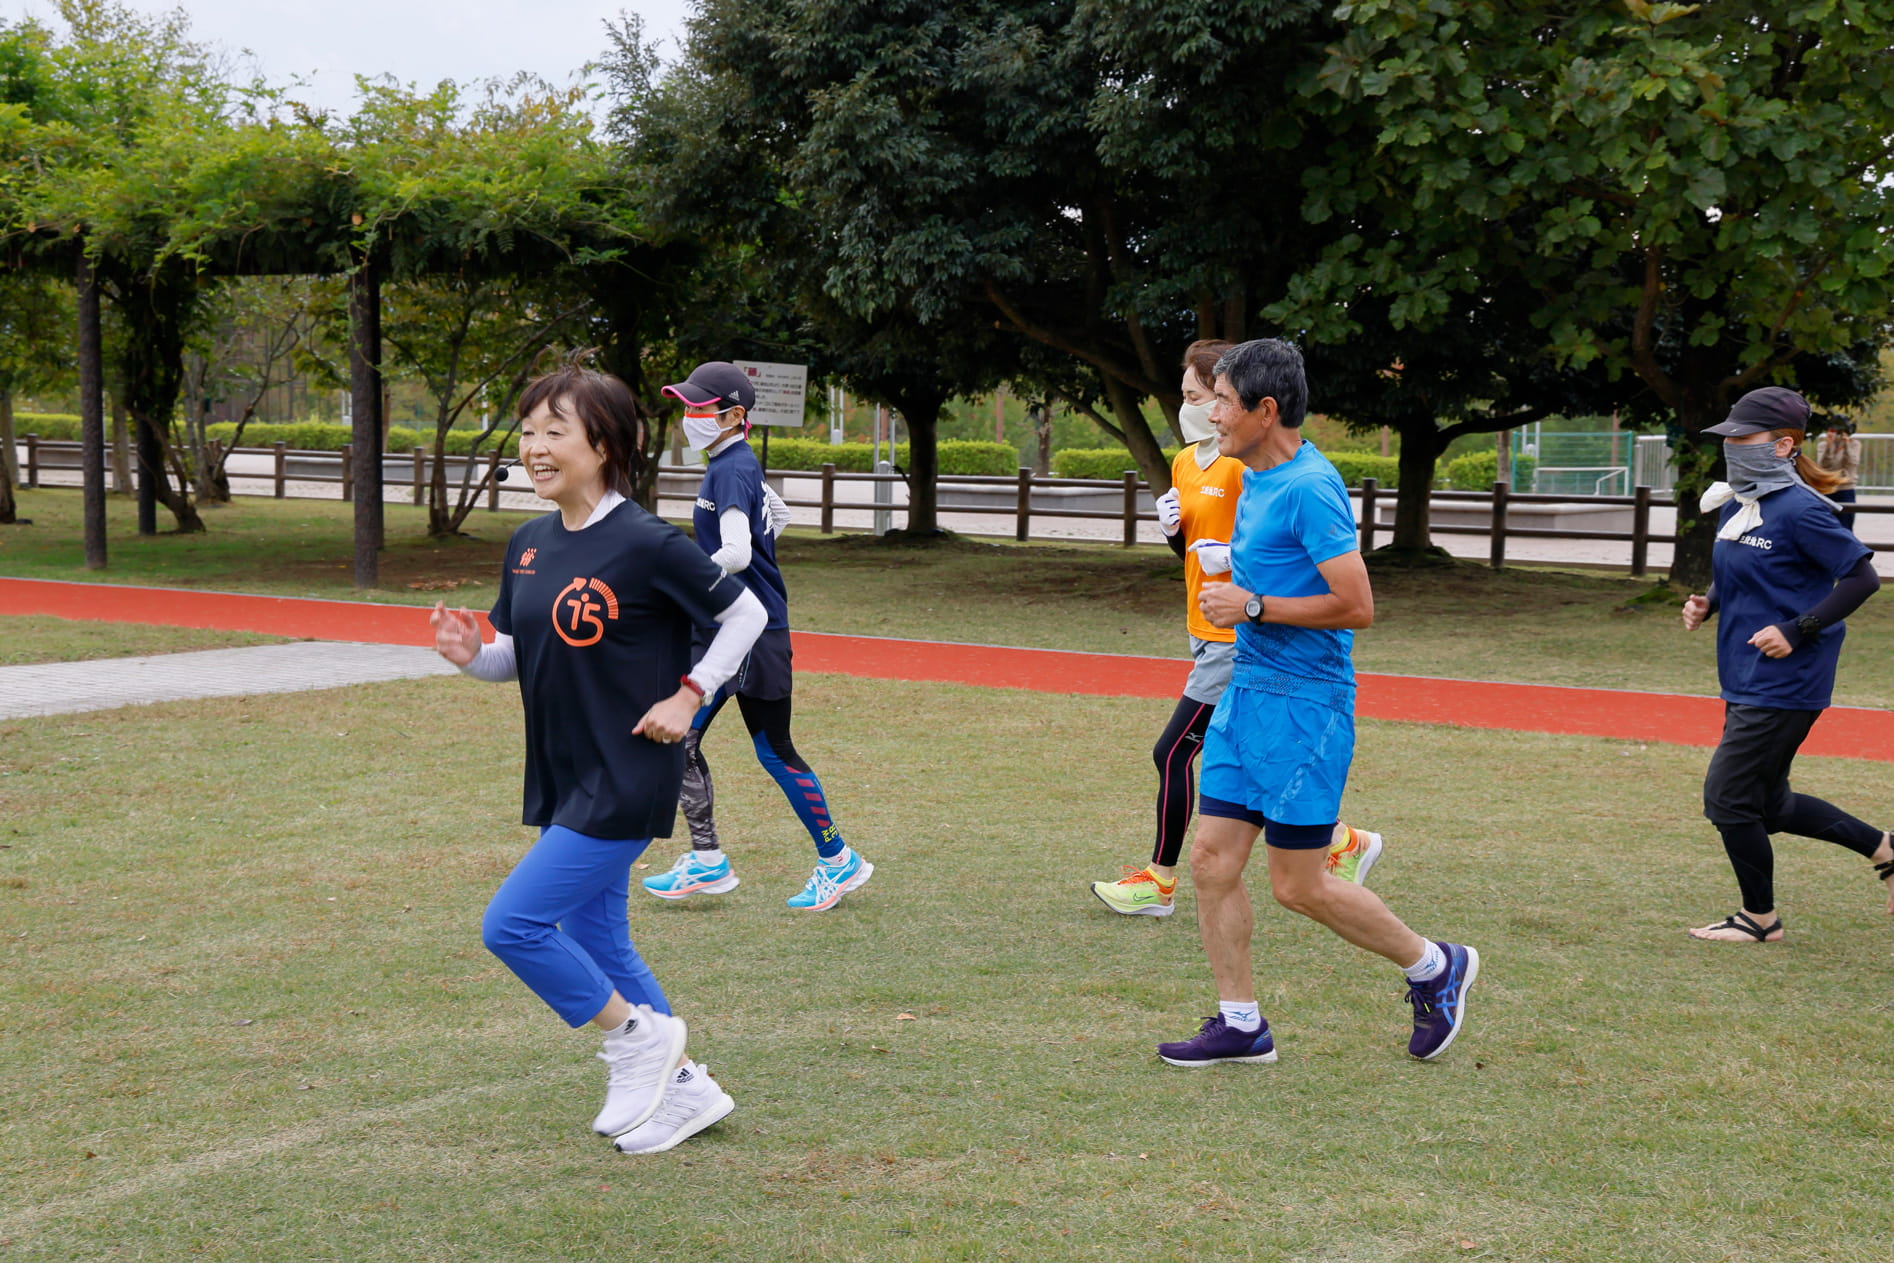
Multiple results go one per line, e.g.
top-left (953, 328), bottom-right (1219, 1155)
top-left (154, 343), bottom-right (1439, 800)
top-left (431, 364), bottom-right (767, 1155)
top-left (1680, 387), bottom-right (1894, 943)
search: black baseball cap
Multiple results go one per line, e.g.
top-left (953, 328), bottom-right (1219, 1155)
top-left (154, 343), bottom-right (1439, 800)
top-left (1705, 386), bottom-right (1811, 437)
top-left (661, 361), bottom-right (755, 412)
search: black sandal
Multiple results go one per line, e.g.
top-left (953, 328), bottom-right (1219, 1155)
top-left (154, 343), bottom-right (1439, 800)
top-left (1690, 910), bottom-right (1784, 942)
top-left (1874, 858), bottom-right (1894, 884)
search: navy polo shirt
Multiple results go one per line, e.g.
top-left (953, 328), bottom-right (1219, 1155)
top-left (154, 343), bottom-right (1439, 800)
top-left (1712, 484), bottom-right (1870, 711)
top-left (693, 439), bottom-right (790, 630)
top-left (491, 501), bottom-right (746, 839)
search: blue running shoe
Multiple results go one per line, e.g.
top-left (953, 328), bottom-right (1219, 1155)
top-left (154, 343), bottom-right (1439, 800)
top-left (1406, 942), bottom-right (1480, 1060)
top-left (787, 849), bottom-right (873, 911)
top-left (1157, 1015), bottom-right (1278, 1067)
top-left (641, 851), bottom-right (739, 900)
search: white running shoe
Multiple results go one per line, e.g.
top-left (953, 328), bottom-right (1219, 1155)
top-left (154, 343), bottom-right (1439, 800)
top-left (591, 1004), bottom-right (687, 1137)
top-left (613, 1061), bottom-right (735, 1154)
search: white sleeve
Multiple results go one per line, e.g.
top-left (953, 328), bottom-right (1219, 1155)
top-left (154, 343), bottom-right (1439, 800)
top-left (459, 631), bottom-right (518, 682)
top-left (686, 588), bottom-right (766, 695)
top-left (762, 483), bottom-right (792, 537)
top-left (706, 505), bottom-right (754, 574)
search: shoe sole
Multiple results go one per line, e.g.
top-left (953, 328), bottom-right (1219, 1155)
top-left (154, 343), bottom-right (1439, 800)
top-left (614, 1092), bottom-right (736, 1154)
top-left (643, 874), bottom-right (740, 900)
top-left (1090, 884), bottom-right (1175, 917)
top-left (1413, 946), bottom-right (1480, 1062)
top-left (593, 1013), bottom-right (689, 1137)
top-left (791, 860), bottom-right (874, 911)
top-left (1352, 831), bottom-right (1384, 886)
top-left (1159, 1048), bottom-right (1279, 1068)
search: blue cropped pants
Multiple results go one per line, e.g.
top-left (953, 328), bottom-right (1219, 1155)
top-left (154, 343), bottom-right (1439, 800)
top-left (480, 825), bottom-right (670, 1028)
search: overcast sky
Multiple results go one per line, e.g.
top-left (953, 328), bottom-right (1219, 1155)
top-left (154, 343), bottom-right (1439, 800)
top-left (4, 1), bottom-right (696, 117)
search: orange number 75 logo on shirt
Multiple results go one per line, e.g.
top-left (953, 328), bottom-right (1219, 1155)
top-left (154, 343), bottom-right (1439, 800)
top-left (552, 577), bottom-right (620, 647)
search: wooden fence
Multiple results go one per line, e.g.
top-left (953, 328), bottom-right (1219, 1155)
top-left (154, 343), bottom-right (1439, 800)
top-left (17, 434), bottom-right (1891, 576)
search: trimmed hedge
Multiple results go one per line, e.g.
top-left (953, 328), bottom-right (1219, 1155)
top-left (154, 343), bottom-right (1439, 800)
top-left (203, 422), bottom-right (506, 456)
top-left (12, 412), bottom-right (82, 439)
top-left (755, 438), bottom-right (1018, 476)
top-left (1444, 449), bottom-right (1537, 490)
top-left (1051, 447), bottom-right (1180, 479)
top-left (1324, 452), bottom-right (1402, 488)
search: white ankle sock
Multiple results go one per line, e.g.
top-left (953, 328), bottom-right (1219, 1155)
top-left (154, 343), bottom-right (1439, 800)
top-left (1402, 941), bottom-right (1446, 983)
top-left (1218, 1001), bottom-right (1261, 1032)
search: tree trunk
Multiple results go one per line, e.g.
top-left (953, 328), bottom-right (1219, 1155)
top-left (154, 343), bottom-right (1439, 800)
top-left (1666, 420), bottom-right (1723, 590)
top-left (1386, 422), bottom-right (1444, 554)
top-left (77, 250), bottom-right (108, 566)
top-left (108, 397), bottom-right (131, 494)
top-left (1102, 374), bottom-right (1171, 493)
top-left (111, 266), bottom-right (204, 534)
top-left (0, 389), bottom-right (16, 524)
top-left (891, 393), bottom-right (944, 534)
top-left (349, 257), bottom-right (384, 586)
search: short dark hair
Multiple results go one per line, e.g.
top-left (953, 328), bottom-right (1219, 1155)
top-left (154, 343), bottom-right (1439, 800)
top-left (515, 366), bottom-right (642, 496)
top-left (1213, 339), bottom-right (1307, 428)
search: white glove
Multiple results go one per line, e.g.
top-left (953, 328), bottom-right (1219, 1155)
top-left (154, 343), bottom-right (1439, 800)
top-left (762, 483), bottom-right (791, 538)
top-left (1156, 487), bottom-right (1181, 536)
top-left (1188, 538), bottom-right (1231, 575)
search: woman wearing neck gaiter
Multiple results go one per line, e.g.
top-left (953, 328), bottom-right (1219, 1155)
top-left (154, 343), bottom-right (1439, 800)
top-left (1680, 386), bottom-right (1894, 942)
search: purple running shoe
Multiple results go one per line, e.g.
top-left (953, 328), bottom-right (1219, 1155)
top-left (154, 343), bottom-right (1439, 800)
top-left (1158, 1014), bottom-right (1278, 1067)
top-left (1406, 942), bottom-right (1480, 1060)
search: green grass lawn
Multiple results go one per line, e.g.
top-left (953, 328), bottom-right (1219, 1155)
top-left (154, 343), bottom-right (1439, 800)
top-left (9, 489), bottom-right (1894, 707)
top-left (0, 616), bottom-right (284, 665)
top-left (3, 673), bottom-right (1894, 1261)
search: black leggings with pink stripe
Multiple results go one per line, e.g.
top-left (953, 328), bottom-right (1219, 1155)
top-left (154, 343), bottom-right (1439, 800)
top-left (1151, 695), bottom-right (1216, 868)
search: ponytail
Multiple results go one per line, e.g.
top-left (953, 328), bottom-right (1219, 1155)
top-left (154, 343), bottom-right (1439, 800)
top-left (1780, 429), bottom-right (1847, 495)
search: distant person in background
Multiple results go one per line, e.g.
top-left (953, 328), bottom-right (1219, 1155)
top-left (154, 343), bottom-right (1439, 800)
top-left (1815, 418), bottom-right (1861, 533)
top-left (641, 360), bottom-right (876, 912)
top-left (1681, 386), bottom-right (1894, 943)
top-left (1090, 340), bottom-right (1383, 919)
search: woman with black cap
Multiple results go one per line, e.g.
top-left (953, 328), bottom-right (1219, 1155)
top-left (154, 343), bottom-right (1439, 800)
top-left (641, 360), bottom-right (876, 912)
top-left (1680, 386), bottom-right (1894, 941)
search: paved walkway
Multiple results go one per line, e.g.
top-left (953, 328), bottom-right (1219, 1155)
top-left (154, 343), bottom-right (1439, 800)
top-left (6, 576), bottom-right (1894, 760)
top-left (0, 641), bottom-right (457, 719)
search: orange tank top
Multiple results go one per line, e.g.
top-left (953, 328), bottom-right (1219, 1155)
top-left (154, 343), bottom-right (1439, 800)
top-left (1171, 445), bottom-right (1245, 643)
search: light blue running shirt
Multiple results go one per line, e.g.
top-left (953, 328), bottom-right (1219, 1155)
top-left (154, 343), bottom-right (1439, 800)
top-left (1226, 440), bottom-right (1360, 709)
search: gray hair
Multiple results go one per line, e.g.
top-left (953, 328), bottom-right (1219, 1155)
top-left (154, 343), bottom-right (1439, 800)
top-left (1213, 339), bottom-right (1307, 428)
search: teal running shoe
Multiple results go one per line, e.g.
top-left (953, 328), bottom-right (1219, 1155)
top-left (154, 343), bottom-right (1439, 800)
top-left (787, 850), bottom-right (873, 911)
top-left (641, 851), bottom-right (739, 900)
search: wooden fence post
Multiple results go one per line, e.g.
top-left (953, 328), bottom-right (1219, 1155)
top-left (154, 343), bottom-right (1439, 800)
top-left (1358, 477), bottom-right (1377, 551)
top-left (1121, 470), bottom-right (1138, 547)
top-left (340, 443), bottom-right (353, 502)
top-left (1015, 467), bottom-right (1033, 542)
top-left (1489, 479), bottom-right (1509, 569)
top-left (1630, 484), bottom-right (1652, 578)
top-left (24, 433), bottom-right (38, 488)
top-left (487, 449), bottom-right (501, 512)
top-left (412, 447), bottom-right (426, 506)
top-left (820, 462), bottom-right (835, 534)
top-left (273, 441), bottom-right (286, 498)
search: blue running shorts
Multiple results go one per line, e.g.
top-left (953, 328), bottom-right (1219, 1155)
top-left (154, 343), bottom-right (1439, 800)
top-left (1198, 685), bottom-right (1354, 828)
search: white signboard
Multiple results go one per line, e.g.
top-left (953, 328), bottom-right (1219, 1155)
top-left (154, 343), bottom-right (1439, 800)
top-left (732, 360), bottom-right (808, 428)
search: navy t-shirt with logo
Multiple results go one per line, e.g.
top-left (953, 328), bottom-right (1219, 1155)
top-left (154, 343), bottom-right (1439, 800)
top-left (490, 501), bottom-right (746, 839)
top-left (693, 439), bottom-right (790, 630)
top-left (1712, 484), bottom-right (1871, 711)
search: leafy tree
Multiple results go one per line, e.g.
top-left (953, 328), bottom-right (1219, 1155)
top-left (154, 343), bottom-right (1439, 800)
top-left (1283, 0), bottom-right (1894, 584)
top-left (0, 269), bottom-right (75, 522)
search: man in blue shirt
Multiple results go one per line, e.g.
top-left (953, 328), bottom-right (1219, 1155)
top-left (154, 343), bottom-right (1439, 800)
top-left (1156, 339), bottom-right (1479, 1068)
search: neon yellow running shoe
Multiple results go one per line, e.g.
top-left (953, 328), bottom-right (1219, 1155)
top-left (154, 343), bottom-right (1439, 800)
top-left (1091, 865), bottom-right (1177, 917)
top-left (1324, 828), bottom-right (1384, 885)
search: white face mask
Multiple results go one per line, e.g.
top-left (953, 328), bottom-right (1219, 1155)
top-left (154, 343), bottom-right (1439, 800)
top-left (682, 414), bottom-right (729, 452)
top-left (1178, 399), bottom-right (1216, 445)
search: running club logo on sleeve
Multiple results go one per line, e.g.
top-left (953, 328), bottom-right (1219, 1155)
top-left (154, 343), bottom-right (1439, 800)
top-left (513, 547), bottom-right (538, 574)
top-left (551, 577), bottom-right (620, 647)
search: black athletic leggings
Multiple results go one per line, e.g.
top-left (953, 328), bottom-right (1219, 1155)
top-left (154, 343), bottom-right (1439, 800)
top-left (1151, 695), bottom-right (1216, 868)
top-left (1702, 703), bottom-right (1885, 913)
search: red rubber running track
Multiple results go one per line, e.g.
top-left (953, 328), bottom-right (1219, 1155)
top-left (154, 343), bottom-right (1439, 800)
top-left (7, 576), bottom-right (1894, 762)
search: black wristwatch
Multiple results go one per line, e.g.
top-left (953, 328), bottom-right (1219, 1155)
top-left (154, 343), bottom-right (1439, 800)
top-left (1795, 614), bottom-right (1824, 640)
top-left (1244, 594), bottom-right (1265, 624)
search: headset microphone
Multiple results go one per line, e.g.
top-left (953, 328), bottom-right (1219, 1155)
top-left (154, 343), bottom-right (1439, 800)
top-left (493, 460), bottom-right (523, 482)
